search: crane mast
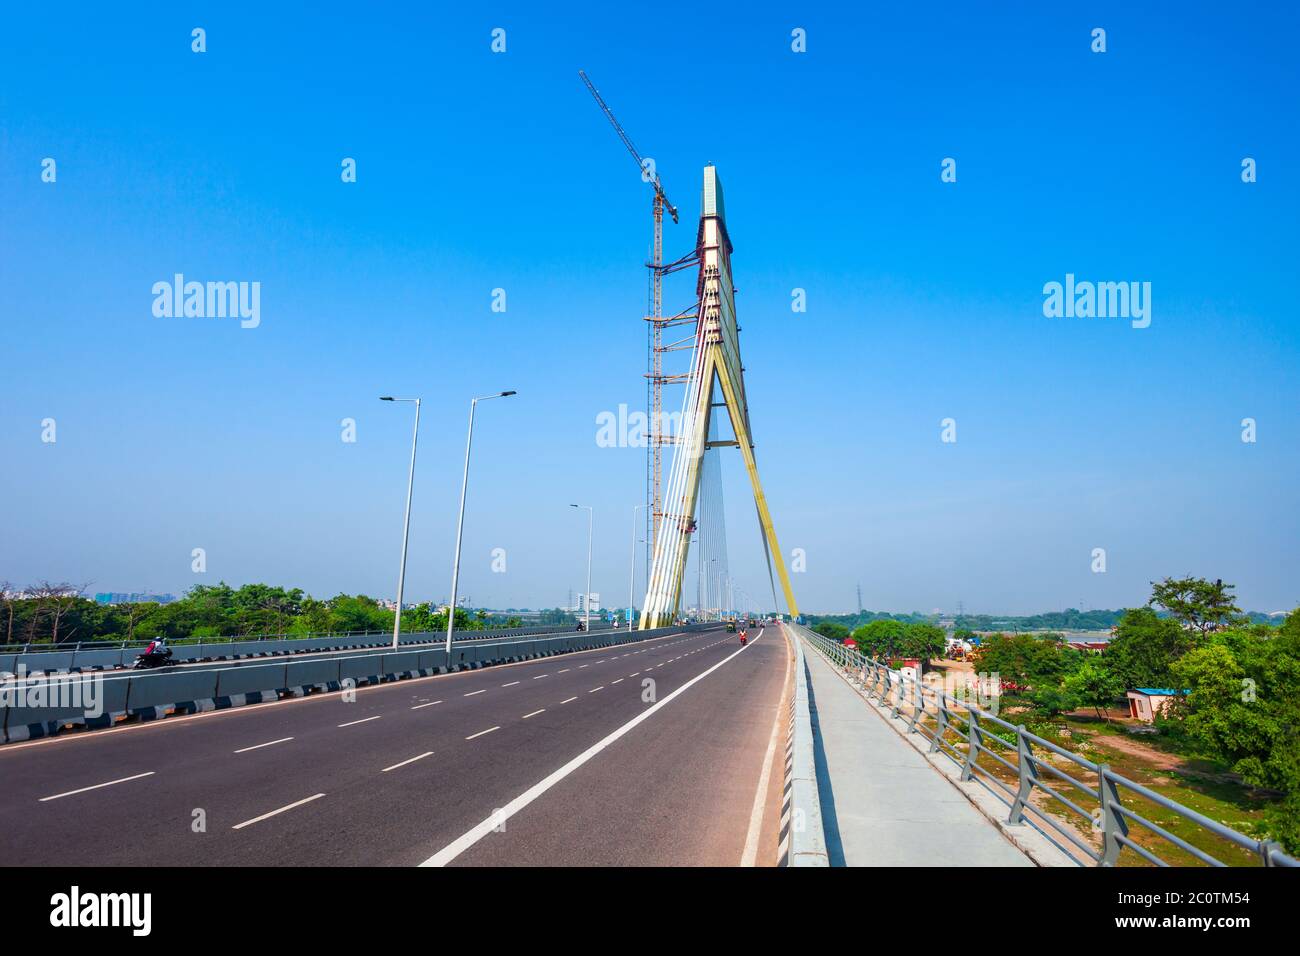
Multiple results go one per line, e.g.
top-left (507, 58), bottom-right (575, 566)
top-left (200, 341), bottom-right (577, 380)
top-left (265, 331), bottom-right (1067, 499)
top-left (578, 70), bottom-right (679, 583)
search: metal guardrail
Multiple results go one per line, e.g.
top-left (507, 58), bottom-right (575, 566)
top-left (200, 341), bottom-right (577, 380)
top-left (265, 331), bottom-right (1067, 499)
top-left (785, 624), bottom-right (829, 866)
top-left (790, 622), bottom-right (1297, 868)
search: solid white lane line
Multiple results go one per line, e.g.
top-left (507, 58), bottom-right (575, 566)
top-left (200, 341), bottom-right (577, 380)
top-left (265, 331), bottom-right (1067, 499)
top-left (501, 681), bottom-right (520, 687)
top-left (560, 696), bottom-right (578, 704)
top-left (420, 632), bottom-right (763, 866)
top-left (466, 726), bottom-right (499, 740)
top-left (464, 689), bottom-right (486, 697)
top-left (232, 793), bottom-right (325, 830)
top-left (741, 627), bottom-right (788, 866)
top-left (382, 751), bottom-right (434, 772)
top-left (234, 736), bottom-right (294, 754)
top-left (522, 709), bottom-right (545, 719)
top-left (338, 716), bottom-right (381, 728)
top-left (39, 771), bottom-right (156, 803)
top-left (411, 700), bottom-right (443, 710)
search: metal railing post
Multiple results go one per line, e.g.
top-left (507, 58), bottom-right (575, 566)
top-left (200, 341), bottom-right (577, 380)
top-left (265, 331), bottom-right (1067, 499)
top-left (1008, 728), bottom-right (1038, 825)
top-left (930, 696), bottom-right (947, 753)
top-left (907, 674), bottom-right (921, 733)
top-left (961, 710), bottom-right (981, 781)
top-left (1097, 765), bottom-right (1127, 866)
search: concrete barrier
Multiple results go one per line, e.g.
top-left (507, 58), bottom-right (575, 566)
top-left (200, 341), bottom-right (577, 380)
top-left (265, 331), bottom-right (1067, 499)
top-left (1, 672), bottom-right (115, 742)
top-left (3, 623), bottom-right (721, 744)
top-left (379, 652), bottom-right (421, 679)
top-left (70, 648), bottom-right (126, 670)
top-left (17, 650), bottom-right (74, 673)
top-left (214, 664), bottom-right (289, 700)
top-left (783, 623), bottom-right (830, 867)
top-left (127, 669), bottom-right (221, 715)
top-left (284, 658), bottom-right (343, 693)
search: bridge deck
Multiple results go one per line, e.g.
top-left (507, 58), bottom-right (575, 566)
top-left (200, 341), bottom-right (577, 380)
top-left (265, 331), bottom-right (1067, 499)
top-left (804, 649), bottom-right (1033, 867)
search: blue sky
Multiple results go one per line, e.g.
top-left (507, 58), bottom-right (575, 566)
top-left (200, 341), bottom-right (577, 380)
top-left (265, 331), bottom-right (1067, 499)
top-left (2, 1), bottom-right (1297, 615)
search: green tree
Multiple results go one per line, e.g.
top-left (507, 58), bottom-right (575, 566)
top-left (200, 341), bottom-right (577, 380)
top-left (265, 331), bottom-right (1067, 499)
top-left (971, 632), bottom-right (1074, 689)
top-left (1105, 606), bottom-right (1192, 689)
top-left (851, 619), bottom-right (909, 659)
top-left (813, 621), bottom-right (850, 642)
top-left (901, 622), bottom-right (946, 670)
top-left (1064, 657), bottom-right (1125, 721)
top-left (1149, 576), bottom-right (1241, 635)
top-left (1168, 610), bottom-right (1300, 851)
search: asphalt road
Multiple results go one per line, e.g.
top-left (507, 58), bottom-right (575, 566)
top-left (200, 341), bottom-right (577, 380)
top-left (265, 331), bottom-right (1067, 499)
top-left (0, 623), bottom-right (789, 866)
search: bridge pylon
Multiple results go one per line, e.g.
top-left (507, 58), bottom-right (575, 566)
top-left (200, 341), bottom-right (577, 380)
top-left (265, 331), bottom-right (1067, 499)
top-left (639, 166), bottom-right (799, 628)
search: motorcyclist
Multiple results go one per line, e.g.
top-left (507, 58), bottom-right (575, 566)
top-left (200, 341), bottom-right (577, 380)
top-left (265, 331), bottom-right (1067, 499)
top-left (144, 636), bottom-right (171, 660)
top-left (739, 627), bottom-right (748, 645)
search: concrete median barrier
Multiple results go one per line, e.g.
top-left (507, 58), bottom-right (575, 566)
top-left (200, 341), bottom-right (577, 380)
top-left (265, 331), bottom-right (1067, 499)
top-left (126, 669), bottom-right (222, 717)
top-left (70, 648), bottom-right (126, 670)
top-left (379, 651), bottom-right (421, 680)
top-left (284, 658), bottom-right (343, 694)
top-left (2, 623), bottom-right (722, 744)
top-left (214, 664), bottom-right (289, 702)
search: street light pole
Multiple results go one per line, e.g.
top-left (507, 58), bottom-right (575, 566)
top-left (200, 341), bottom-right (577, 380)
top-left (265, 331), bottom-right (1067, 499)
top-left (628, 503), bottom-right (644, 626)
top-left (446, 391), bottom-right (517, 656)
top-left (380, 396), bottom-right (420, 649)
top-left (571, 504), bottom-right (593, 632)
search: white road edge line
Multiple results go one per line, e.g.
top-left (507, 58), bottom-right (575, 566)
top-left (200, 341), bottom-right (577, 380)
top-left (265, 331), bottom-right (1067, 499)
top-left (420, 631), bottom-right (762, 867)
top-left (234, 736), bottom-right (294, 754)
top-left (382, 751), bottom-right (434, 773)
top-left (741, 626), bottom-right (782, 866)
top-left (465, 726), bottom-right (500, 740)
top-left (232, 793), bottom-right (325, 829)
top-left (39, 771), bottom-right (156, 802)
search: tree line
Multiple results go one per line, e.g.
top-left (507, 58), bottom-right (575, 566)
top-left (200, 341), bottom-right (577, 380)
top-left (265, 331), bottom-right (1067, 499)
top-left (0, 581), bottom-right (579, 646)
top-left (816, 576), bottom-right (1300, 854)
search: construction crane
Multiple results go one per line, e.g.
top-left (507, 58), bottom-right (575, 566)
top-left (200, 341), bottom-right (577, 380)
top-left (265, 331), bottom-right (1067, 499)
top-left (579, 69), bottom-right (680, 581)
top-left (578, 70), bottom-right (678, 224)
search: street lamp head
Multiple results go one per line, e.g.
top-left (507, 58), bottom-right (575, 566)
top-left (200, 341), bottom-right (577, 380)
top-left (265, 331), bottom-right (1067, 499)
top-left (380, 396), bottom-right (394, 401)
top-left (501, 390), bottom-right (517, 397)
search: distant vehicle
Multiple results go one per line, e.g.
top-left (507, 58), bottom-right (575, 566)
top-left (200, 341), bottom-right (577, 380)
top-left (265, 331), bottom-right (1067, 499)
top-left (726, 621), bottom-right (736, 633)
top-left (575, 621), bottom-right (586, 632)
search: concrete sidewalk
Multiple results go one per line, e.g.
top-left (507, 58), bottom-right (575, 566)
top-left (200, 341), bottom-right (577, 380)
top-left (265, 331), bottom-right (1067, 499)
top-left (804, 648), bottom-right (1033, 867)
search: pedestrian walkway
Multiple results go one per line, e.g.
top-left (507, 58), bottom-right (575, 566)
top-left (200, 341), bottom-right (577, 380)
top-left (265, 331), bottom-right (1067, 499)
top-left (803, 647), bottom-right (1033, 866)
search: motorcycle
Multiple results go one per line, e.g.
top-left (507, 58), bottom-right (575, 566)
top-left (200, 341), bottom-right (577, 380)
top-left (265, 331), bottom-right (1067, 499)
top-left (575, 621), bottom-right (586, 632)
top-left (131, 647), bottom-right (174, 670)
top-left (739, 631), bottom-right (748, 646)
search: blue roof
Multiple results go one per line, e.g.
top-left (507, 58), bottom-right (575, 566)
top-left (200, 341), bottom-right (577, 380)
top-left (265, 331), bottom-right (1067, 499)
top-left (1134, 688), bottom-right (1189, 696)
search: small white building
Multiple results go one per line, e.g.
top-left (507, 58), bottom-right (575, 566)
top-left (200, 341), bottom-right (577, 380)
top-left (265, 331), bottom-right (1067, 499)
top-left (1126, 688), bottom-right (1187, 723)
